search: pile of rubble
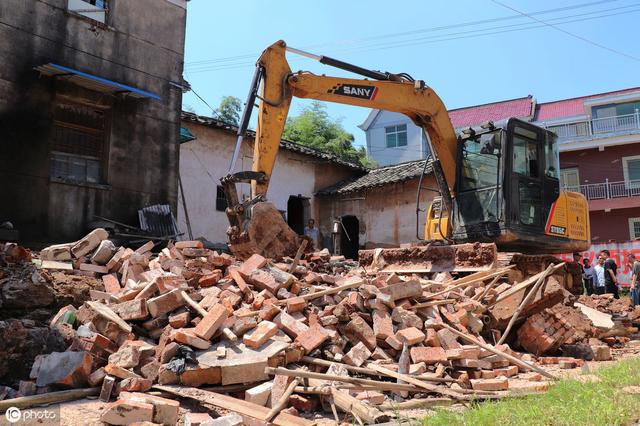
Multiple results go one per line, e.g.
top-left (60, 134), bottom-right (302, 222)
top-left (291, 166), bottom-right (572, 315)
top-left (1, 232), bottom-right (638, 425)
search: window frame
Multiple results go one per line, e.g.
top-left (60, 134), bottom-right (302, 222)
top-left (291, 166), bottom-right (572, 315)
top-left (622, 155), bottom-right (640, 189)
top-left (560, 167), bottom-right (580, 190)
top-left (67, 0), bottom-right (109, 25)
top-left (384, 124), bottom-right (408, 148)
top-left (49, 100), bottom-right (110, 186)
top-left (629, 217), bottom-right (640, 240)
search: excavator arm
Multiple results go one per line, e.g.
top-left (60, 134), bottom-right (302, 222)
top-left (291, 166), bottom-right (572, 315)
top-left (222, 40), bottom-right (458, 258)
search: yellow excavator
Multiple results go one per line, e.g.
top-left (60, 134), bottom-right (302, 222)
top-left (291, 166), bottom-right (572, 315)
top-left (221, 40), bottom-right (590, 271)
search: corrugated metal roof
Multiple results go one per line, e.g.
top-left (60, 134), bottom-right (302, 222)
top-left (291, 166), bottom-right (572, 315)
top-left (316, 158), bottom-right (431, 196)
top-left (35, 63), bottom-right (161, 100)
top-left (181, 112), bottom-right (367, 171)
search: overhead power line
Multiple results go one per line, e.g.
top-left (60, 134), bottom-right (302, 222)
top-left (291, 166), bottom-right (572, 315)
top-left (489, 0), bottom-right (640, 62)
top-left (184, 3), bottom-right (639, 73)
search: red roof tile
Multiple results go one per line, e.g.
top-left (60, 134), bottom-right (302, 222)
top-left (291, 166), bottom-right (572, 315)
top-left (534, 87), bottom-right (640, 121)
top-left (448, 96), bottom-right (533, 128)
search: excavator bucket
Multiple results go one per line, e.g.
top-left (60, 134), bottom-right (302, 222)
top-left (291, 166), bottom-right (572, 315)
top-left (228, 202), bottom-right (301, 260)
top-left (359, 242), bottom-right (498, 274)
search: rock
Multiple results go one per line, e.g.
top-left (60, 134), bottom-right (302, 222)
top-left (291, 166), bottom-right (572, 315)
top-left (35, 351), bottom-right (93, 387)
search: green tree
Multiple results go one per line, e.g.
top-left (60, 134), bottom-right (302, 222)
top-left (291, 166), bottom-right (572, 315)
top-left (215, 96), bottom-right (242, 126)
top-left (283, 101), bottom-right (374, 168)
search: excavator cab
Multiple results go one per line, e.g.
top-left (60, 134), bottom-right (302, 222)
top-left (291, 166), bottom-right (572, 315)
top-left (425, 117), bottom-right (590, 253)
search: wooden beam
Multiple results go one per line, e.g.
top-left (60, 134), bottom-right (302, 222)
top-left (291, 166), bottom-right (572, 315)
top-left (265, 379), bottom-right (299, 422)
top-left (331, 388), bottom-right (390, 424)
top-left (276, 279), bottom-right (364, 306)
top-left (154, 385), bottom-right (311, 426)
top-left (0, 387), bottom-right (99, 411)
top-left (288, 239), bottom-right (308, 273)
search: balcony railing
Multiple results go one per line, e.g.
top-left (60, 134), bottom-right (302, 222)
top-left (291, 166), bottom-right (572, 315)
top-left (563, 179), bottom-right (640, 201)
top-left (545, 112), bottom-right (640, 141)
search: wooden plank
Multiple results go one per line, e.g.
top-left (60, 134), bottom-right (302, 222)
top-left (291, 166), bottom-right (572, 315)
top-left (0, 387), bottom-right (99, 411)
top-left (154, 385), bottom-right (311, 426)
top-left (288, 239), bottom-right (308, 273)
top-left (86, 301), bottom-right (132, 333)
top-left (422, 267), bottom-right (513, 300)
top-left (265, 378), bottom-right (298, 422)
top-left (276, 278), bottom-right (363, 306)
top-left (331, 388), bottom-right (390, 424)
top-left (365, 363), bottom-right (467, 400)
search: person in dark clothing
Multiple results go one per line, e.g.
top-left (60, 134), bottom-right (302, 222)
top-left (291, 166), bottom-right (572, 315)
top-left (583, 257), bottom-right (595, 296)
top-left (600, 249), bottom-right (619, 299)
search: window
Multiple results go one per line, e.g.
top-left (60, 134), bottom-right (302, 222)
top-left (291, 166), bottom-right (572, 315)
top-left (385, 124), bottom-right (408, 148)
top-left (68, 0), bottom-right (108, 23)
top-left (216, 186), bottom-right (228, 212)
top-left (512, 130), bottom-right (539, 178)
top-left (623, 155), bottom-right (640, 188)
top-left (560, 168), bottom-right (580, 191)
top-left (50, 102), bottom-right (107, 184)
top-left (630, 217), bottom-right (640, 240)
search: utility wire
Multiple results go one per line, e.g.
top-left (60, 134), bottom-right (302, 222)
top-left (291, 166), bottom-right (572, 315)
top-left (490, 0), bottom-right (640, 62)
top-left (185, 4), bottom-right (640, 73)
top-left (185, 0), bottom-right (619, 67)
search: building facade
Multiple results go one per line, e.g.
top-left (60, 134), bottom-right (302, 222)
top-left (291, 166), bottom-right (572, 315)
top-left (533, 88), bottom-right (640, 243)
top-left (178, 113), bottom-right (364, 248)
top-left (0, 0), bottom-right (187, 243)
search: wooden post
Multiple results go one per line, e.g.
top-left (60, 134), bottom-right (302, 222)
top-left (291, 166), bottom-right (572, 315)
top-left (330, 388), bottom-right (390, 424)
top-left (265, 379), bottom-right (299, 422)
top-left (497, 264), bottom-right (555, 345)
top-left (0, 388), bottom-right (99, 411)
top-left (288, 239), bottom-right (308, 273)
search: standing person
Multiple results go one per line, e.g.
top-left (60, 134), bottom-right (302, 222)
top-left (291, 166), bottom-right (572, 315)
top-left (629, 253), bottom-right (640, 306)
top-left (593, 254), bottom-right (607, 295)
top-left (583, 257), bottom-right (596, 296)
top-left (304, 218), bottom-right (320, 250)
top-left (600, 249), bottom-right (619, 299)
top-left (573, 252), bottom-right (585, 294)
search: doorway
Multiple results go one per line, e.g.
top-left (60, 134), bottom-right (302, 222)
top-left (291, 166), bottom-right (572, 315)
top-left (340, 215), bottom-right (360, 260)
top-left (287, 196), bottom-right (309, 235)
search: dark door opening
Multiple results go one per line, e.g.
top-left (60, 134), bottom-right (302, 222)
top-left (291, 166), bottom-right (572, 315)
top-left (287, 196), bottom-right (308, 235)
top-left (340, 215), bottom-right (360, 260)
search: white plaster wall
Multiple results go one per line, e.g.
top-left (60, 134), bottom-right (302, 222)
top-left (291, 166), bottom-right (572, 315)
top-left (177, 124), bottom-right (320, 244)
top-left (366, 111), bottom-right (427, 166)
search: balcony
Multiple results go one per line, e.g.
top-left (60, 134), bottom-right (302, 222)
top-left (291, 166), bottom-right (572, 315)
top-left (545, 113), bottom-right (640, 142)
top-left (563, 180), bottom-right (640, 210)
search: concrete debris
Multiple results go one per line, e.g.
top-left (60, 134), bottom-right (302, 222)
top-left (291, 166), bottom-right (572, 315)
top-left (1, 235), bottom-right (639, 424)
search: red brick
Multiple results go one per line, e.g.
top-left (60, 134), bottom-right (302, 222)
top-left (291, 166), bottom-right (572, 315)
top-left (229, 268), bottom-right (251, 294)
top-left (118, 377), bottom-right (152, 392)
top-left (238, 253), bottom-right (267, 276)
top-left (168, 312), bottom-right (190, 329)
top-left (246, 270), bottom-right (280, 294)
top-left (372, 309), bottom-right (393, 340)
top-left (194, 304), bottom-right (228, 340)
top-left (286, 297), bottom-right (306, 314)
top-left (345, 316), bottom-right (376, 351)
top-left (295, 325), bottom-right (329, 354)
top-left (80, 263), bottom-right (109, 274)
top-left (171, 328), bottom-right (211, 350)
top-left (119, 391), bottom-right (180, 425)
top-left (410, 347), bottom-right (447, 364)
top-left (175, 240), bottom-right (204, 249)
top-left (470, 378), bottom-right (509, 391)
top-left (289, 394), bottom-right (317, 411)
top-left (147, 288), bottom-right (185, 318)
top-left (198, 270), bottom-right (223, 287)
top-left (355, 390), bottom-right (385, 405)
top-left (424, 328), bottom-right (441, 347)
top-left (243, 320), bottom-right (279, 349)
top-left (385, 334), bottom-right (403, 351)
top-left (101, 400), bottom-right (153, 425)
top-left (110, 299), bottom-right (148, 321)
top-left (343, 342), bottom-right (372, 367)
top-left (274, 311), bottom-right (309, 338)
top-left (396, 327), bottom-right (426, 345)
top-left (102, 274), bottom-right (121, 295)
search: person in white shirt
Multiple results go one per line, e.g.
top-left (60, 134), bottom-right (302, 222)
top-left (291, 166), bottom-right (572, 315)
top-left (304, 218), bottom-right (320, 250)
top-left (593, 255), bottom-right (606, 295)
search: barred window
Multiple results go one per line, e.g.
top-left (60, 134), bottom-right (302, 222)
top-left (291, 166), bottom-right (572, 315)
top-left (216, 186), bottom-right (228, 212)
top-left (50, 103), bottom-right (107, 184)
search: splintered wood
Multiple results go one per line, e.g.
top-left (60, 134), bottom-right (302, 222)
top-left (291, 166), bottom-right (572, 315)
top-left (14, 233), bottom-right (624, 424)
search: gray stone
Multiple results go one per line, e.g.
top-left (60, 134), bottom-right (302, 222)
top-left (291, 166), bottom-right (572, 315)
top-left (90, 240), bottom-right (117, 265)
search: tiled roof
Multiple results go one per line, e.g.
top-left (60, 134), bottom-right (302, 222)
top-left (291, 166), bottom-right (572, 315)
top-left (534, 87), bottom-right (640, 121)
top-left (448, 96), bottom-right (534, 128)
top-left (316, 158), bottom-right (431, 196)
top-left (181, 112), bottom-right (366, 171)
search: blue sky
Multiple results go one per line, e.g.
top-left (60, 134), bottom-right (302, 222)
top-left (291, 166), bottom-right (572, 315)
top-left (182, 0), bottom-right (638, 147)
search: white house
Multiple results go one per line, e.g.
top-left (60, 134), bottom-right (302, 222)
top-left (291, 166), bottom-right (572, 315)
top-left (359, 96), bottom-right (535, 166)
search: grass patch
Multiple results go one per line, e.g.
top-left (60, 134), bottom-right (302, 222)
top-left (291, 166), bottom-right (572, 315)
top-left (424, 357), bottom-right (640, 426)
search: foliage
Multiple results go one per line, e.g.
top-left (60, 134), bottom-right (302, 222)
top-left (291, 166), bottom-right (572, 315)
top-left (283, 101), bottom-right (374, 168)
top-left (215, 96), bottom-right (242, 126)
top-left (424, 357), bottom-right (640, 426)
